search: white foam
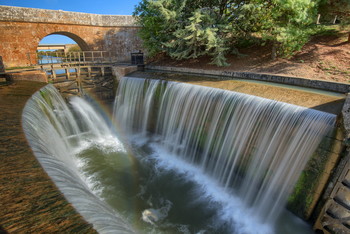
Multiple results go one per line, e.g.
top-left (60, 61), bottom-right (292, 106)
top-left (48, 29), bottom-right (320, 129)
top-left (145, 143), bottom-right (273, 234)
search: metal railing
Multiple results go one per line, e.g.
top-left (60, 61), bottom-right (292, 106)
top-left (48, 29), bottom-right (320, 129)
top-left (27, 51), bottom-right (115, 66)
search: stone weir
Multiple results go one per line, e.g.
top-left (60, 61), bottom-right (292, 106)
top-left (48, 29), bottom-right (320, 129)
top-left (129, 68), bottom-right (350, 234)
top-left (1, 67), bottom-right (349, 234)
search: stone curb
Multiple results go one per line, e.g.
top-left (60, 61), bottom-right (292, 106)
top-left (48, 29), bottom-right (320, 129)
top-left (146, 65), bottom-right (350, 93)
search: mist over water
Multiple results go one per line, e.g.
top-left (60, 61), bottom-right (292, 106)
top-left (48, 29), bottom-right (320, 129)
top-left (22, 78), bottom-right (335, 233)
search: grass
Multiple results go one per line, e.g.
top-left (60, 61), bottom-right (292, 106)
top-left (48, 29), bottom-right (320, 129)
top-left (312, 24), bottom-right (350, 36)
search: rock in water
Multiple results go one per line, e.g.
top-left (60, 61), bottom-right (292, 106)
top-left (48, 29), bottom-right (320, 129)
top-left (142, 209), bottom-right (160, 225)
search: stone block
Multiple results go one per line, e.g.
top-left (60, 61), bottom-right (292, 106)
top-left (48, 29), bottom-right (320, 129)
top-left (112, 65), bottom-right (137, 81)
top-left (7, 70), bottom-right (48, 83)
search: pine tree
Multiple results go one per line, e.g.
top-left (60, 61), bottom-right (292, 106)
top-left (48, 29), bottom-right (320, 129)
top-left (134, 0), bottom-right (236, 66)
top-left (163, 8), bottom-right (230, 66)
top-left (133, 0), bottom-right (186, 56)
top-left (237, 0), bottom-right (319, 59)
top-left (134, 0), bottom-right (327, 65)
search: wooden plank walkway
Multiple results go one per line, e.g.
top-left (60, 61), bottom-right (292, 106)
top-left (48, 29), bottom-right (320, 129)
top-left (0, 81), bottom-right (96, 233)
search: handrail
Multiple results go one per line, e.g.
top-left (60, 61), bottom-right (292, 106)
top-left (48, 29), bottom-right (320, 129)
top-left (26, 51), bottom-right (115, 66)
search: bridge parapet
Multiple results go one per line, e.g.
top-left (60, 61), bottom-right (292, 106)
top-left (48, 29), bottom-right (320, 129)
top-left (0, 5), bottom-right (138, 27)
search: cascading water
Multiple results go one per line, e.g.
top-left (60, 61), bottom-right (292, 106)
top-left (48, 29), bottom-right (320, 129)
top-left (22, 77), bottom-right (335, 234)
top-left (113, 77), bottom-right (336, 233)
top-left (22, 85), bottom-right (135, 234)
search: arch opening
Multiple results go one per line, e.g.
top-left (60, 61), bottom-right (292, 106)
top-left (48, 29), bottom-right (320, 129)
top-left (36, 32), bottom-right (90, 65)
top-left (38, 32), bottom-right (89, 52)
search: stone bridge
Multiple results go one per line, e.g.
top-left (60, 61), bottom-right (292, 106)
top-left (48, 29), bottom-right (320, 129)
top-left (0, 6), bottom-right (143, 68)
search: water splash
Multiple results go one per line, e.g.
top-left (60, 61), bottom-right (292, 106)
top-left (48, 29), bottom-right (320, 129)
top-left (142, 199), bottom-right (172, 225)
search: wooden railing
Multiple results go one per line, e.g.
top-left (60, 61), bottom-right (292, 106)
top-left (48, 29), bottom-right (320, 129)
top-left (27, 51), bottom-right (115, 66)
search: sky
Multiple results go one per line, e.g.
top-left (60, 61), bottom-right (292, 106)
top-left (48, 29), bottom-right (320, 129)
top-left (0, 0), bottom-right (141, 44)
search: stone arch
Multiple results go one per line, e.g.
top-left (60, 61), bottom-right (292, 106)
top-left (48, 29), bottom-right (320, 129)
top-left (39, 31), bottom-right (90, 51)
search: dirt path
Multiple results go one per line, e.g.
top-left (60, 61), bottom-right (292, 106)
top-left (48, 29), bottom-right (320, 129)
top-left (0, 81), bottom-right (96, 233)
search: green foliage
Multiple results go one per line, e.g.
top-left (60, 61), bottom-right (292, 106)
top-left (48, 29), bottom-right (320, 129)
top-left (68, 45), bottom-right (82, 52)
top-left (239, 0), bottom-right (320, 58)
top-left (133, 0), bottom-right (185, 57)
top-left (37, 50), bottom-right (65, 58)
top-left (274, 25), bottom-right (313, 58)
top-left (164, 8), bottom-right (230, 66)
top-left (134, 0), bottom-right (333, 65)
top-left (134, 0), bottom-right (234, 66)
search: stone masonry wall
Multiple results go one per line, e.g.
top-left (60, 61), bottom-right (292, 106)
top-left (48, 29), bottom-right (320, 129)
top-left (0, 6), bottom-right (136, 27)
top-left (0, 6), bottom-right (143, 68)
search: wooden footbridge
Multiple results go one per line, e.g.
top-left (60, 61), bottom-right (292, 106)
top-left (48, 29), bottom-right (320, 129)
top-left (28, 50), bottom-right (140, 101)
top-left (45, 64), bottom-right (115, 101)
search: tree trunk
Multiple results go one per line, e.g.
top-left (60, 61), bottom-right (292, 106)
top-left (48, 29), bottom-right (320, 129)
top-left (271, 41), bottom-right (277, 60)
top-left (316, 14), bottom-right (321, 24)
top-left (332, 15), bottom-right (337, 24)
top-left (348, 32), bottom-right (350, 43)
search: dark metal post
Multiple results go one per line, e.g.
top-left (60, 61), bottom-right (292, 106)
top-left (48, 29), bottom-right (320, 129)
top-left (131, 50), bottom-right (144, 71)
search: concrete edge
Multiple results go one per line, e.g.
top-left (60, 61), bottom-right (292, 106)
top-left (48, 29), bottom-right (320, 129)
top-left (146, 65), bottom-right (350, 94)
top-left (342, 94), bottom-right (350, 139)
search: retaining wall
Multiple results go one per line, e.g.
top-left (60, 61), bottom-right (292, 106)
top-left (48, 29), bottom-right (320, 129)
top-left (146, 65), bottom-right (350, 93)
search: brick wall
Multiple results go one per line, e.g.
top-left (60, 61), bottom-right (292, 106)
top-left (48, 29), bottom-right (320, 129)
top-left (0, 6), bottom-right (143, 67)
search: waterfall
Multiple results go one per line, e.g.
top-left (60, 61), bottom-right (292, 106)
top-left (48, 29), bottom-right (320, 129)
top-left (22, 85), bottom-right (135, 234)
top-left (22, 78), bottom-right (336, 234)
top-left (114, 77), bottom-right (335, 228)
